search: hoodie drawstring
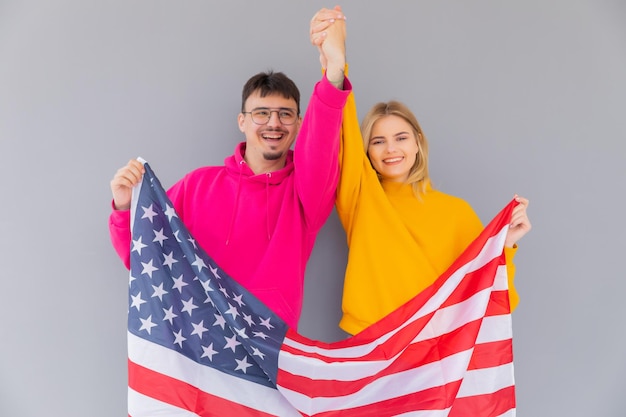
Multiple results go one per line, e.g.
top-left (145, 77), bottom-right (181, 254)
top-left (225, 160), bottom-right (272, 244)
top-left (225, 160), bottom-right (245, 245)
top-left (265, 173), bottom-right (271, 241)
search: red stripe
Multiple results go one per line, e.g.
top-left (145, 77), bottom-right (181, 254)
top-left (307, 380), bottom-right (464, 417)
top-left (486, 290), bottom-right (511, 316)
top-left (449, 385), bottom-right (516, 417)
top-left (440, 258), bottom-right (503, 310)
top-left (468, 339), bottom-right (513, 370)
top-left (278, 320), bottom-right (484, 397)
top-left (128, 359), bottom-right (278, 417)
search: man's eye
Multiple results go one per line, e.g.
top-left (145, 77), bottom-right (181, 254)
top-left (255, 110), bottom-right (270, 117)
top-left (279, 111), bottom-right (294, 118)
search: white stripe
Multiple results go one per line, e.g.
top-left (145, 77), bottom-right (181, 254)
top-left (278, 349), bottom-right (473, 415)
top-left (413, 286), bottom-right (492, 342)
top-left (128, 387), bottom-right (199, 417)
top-left (128, 332), bottom-right (301, 417)
top-left (282, 226), bottom-right (509, 361)
top-left (457, 363), bottom-right (515, 397)
top-left (476, 315), bottom-right (513, 344)
top-left (279, 287), bottom-right (494, 381)
top-left (493, 264), bottom-right (509, 291)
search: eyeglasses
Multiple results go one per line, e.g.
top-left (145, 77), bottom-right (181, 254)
top-left (242, 108), bottom-right (299, 125)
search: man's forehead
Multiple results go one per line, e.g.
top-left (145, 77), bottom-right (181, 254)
top-left (245, 91), bottom-right (297, 107)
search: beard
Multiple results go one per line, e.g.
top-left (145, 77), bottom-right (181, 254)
top-left (262, 150), bottom-right (284, 161)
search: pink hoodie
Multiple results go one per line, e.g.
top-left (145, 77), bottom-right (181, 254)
top-left (109, 75), bottom-right (351, 329)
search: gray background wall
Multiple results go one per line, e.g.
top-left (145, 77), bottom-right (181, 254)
top-left (1, 1), bottom-right (625, 416)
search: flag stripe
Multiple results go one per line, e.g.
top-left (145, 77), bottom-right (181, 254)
top-left (128, 332), bottom-right (300, 417)
top-left (450, 386), bottom-right (516, 417)
top-left (468, 340), bottom-right (513, 370)
top-left (277, 282), bottom-right (500, 381)
top-left (277, 320), bottom-right (484, 397)
top-left (128, 387), bottom-right (200, 417)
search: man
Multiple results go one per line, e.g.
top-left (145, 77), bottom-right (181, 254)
top-left (109, 7), bottom-right (349, 330)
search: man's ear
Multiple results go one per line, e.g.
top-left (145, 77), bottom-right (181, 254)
top-left (237, 113), bottom-right (245, 132)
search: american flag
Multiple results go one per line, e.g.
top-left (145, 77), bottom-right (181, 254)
top-left (127, 161), bottom-right (517, 417)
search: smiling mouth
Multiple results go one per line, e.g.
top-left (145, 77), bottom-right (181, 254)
top-left (383, 157), bottom-right (404, 163)
top-left (261, 131), bottom-right (285, 142)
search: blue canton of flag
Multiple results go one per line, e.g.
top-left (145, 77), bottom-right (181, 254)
top-left (127, 161), bottom-right (300, 417)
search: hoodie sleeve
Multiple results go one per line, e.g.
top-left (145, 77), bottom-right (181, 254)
top-left (108, 203), bottom-right (132, 269)
top-left (294, 74), bottom-right (352, 231)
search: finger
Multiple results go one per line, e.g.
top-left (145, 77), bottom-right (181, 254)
top-left (310, 31), bottom-right (328, 46)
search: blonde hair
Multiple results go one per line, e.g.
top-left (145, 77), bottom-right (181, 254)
top-left (361, 100), bottom-right (431, 197)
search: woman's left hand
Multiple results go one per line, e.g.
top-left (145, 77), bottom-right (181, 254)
top-left (505, 195), bottom-right (532, 247)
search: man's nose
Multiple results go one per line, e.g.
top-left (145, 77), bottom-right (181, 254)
top-left (267, 111), bottom-right (282, 126)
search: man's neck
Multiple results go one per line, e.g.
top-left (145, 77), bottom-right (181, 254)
top-left (244, 155), bottom-right (287, 175)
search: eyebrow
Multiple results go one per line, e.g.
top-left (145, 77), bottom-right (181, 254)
top-left (369, 131), bottom-right (411, 142)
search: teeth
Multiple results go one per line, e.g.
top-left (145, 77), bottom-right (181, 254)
top-left (263, 135), bottom-right (282, 140)
top-left (384, 157), bottom-right (403, 163)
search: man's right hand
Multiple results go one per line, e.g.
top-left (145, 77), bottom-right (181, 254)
top-left (110, 159), bottom-right (145, 210)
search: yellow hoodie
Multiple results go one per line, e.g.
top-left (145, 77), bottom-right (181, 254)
top-left (336, 92), bottom-right (518, 335)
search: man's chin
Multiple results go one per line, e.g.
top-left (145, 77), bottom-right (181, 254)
top-left (263, 151), bottom-right (284, 161)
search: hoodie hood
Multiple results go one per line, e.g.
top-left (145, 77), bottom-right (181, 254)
top-left (225, 142), bottom-right (294, 184)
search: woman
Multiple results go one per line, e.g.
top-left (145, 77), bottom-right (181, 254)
top-left (311, 8), bottom-right (531, 336)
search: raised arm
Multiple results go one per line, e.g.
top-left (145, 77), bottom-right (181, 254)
top-left (294, 6), bottom-right (351, 230)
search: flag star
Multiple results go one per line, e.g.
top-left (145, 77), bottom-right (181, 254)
top-left (162, 251), bottom-right (178, 269)
top-left (225, 304), bottom-right (240, 319)
top-left (162, 306), bottom-right (178, 324)
top-left (223, 334), bottom-right (241, 352)
top-left (129, 274), bottom-right (137, 286)
top-left (151, 283), bottom-right (168, 301)
top-left (243, 313), bottom-right (255, 327)
top-left (201, 343), bottom-right (218, 361)
top-left (252, 331), bottom-right (269, 340)
top-left (164, 204), bottom-right (178, 220)
top-left (188, 237), bottom-right (197, 248)
top-left (131, 236), bottom-right (148, 255)
top-left (232, 294), bottom-right (245, 307)
top-left (139, 315), bottom-right (158, 334)
top-left (130, 292), bottom-right (146, 311)
top-left (203, 294), bottom-right (213, 305)
top-left (259, 317), bottom-right (274, 330)
top-left (200, 279), bottom-right (212, 293)
top-left (153, 228), bottom-right (168, 245)
top-left (213, 313), bottom-right (226, 330)
top-left (251, 347), bottom-right (266, 360)
top-left (190, 320), bottom-right (208, 338)
top-left (173, 230), bottom-right (182, 242)
top-left (172, 329), bottom-right (186, 348)
top-left (210, 265), bottom-right (221, 279)
top-left (181, 297), bottom-right (198, 316)
top-left (219, 285), bottom-right (229, 298)
top-left (192, 255), bottom-right (207, 271)
top-left (234, 356), bottom-right (253, 374)
top-left (172, 275), bottom-right (188, 292)
top-left (235, 327), bottom-right (249, 339)
top-left (141, 204), bottom-right (158, 223)
top-left (141, 259), bottom-right (159, 278)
